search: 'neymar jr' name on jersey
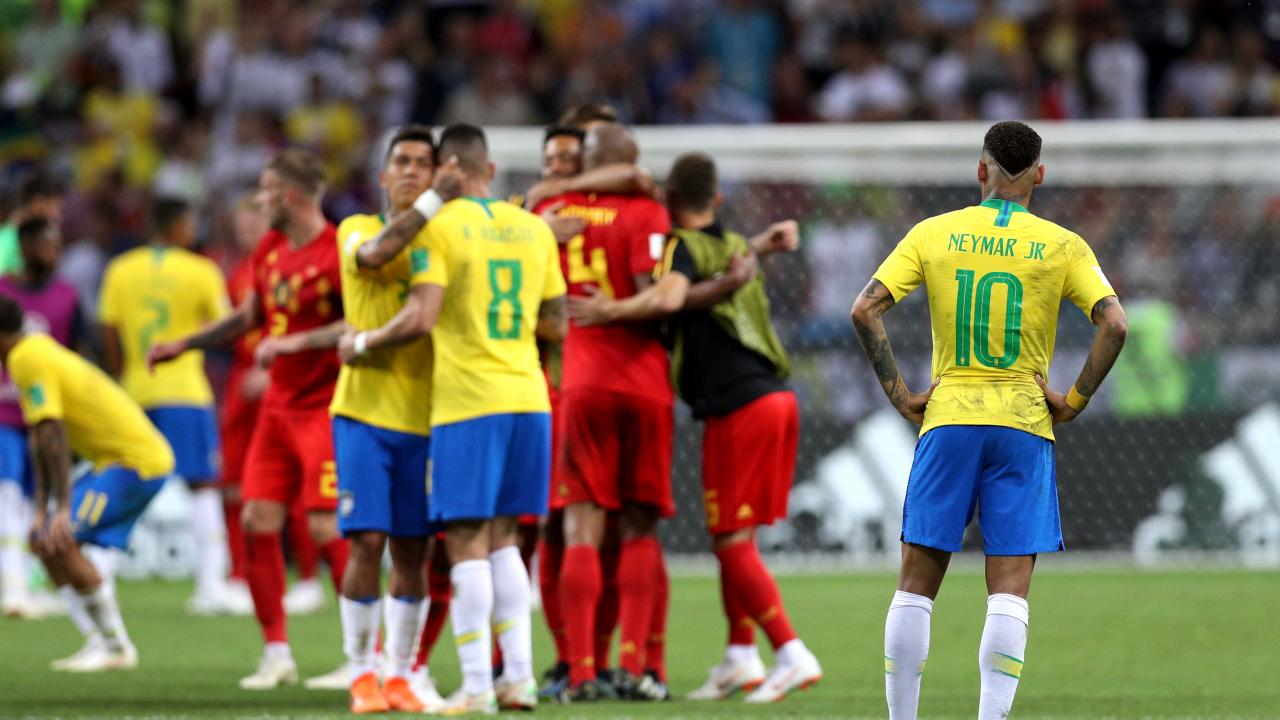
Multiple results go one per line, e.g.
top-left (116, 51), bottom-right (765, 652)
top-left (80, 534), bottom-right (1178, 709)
top-left (948, 233), bottom-right (1047, 261)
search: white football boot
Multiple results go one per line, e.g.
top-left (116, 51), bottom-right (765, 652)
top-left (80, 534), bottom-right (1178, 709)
top-left (687, 653), bottom-right (767, 700)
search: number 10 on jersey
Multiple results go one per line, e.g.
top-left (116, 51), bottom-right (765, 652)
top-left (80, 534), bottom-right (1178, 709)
top-left (954, 269), bottom-right (1023, 368)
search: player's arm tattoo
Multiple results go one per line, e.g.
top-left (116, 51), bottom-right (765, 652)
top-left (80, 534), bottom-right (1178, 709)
top-left (358, 211), bottom-right (428, 270)
top-left (536, 296), bottom-right (568, 343)
top-left (1074, 295), bottom-right (1128, 396)
top-left (28, 420), bottom-right (72, 512)
top-left (184, 294), bottom-right (259, 351)
top-left (850, 279), bottom-right (911, 410)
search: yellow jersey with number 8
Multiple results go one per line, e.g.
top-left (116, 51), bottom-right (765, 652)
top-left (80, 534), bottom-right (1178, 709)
top-left (98, 245), bottom-right (228, 408)
top-left (329, 213), bottom-right (435, 435)
top-left (873, 199), bottom-right (1115, 441)
top-left (421, 198), bottom-right (566, 426)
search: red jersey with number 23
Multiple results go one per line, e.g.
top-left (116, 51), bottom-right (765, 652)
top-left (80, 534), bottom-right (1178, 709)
top-left (539, 192), bottom-right (672, 405)
top-left (251, 225), bottom-right (342, 411)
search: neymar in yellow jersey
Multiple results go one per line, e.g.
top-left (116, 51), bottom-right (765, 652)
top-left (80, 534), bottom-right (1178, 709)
top-left (339, 124), bottom-right (567, 714)
top-left (98, 197), bottom-right (231, 615)
top-left (851, 121), bottom-right (1128, 720)
top-left (0, 297), bottom-right (174, 673)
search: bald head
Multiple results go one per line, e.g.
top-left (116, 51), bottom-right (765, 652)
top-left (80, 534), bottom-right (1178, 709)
top-left (582, 123), bottom-right (638, 171)
top-left (436, 123), bottom-right (490, 178)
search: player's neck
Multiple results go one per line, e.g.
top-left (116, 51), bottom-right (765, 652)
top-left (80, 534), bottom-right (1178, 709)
top-left (463, 179), bottom-right (491, 198)
top-left (283, 210), bottom-right (327, 249)
top-left (982, 187), bottom-right (1032, 208)
top-left (672, 208), bottom-right (717, 230)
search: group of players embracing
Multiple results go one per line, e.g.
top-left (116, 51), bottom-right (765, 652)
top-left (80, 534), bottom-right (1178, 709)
top-left (11, 103), bottom-right (820, 716)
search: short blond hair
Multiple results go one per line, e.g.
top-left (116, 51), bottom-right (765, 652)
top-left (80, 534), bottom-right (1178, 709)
top-left (267, 148), bottom-right (327, 197)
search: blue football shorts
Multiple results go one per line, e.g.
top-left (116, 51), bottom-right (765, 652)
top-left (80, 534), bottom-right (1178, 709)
top-left (332, 415), bottom-right (438, 538)
top-left (70, 466), bottom-right (166, 550)
top-left (0, 425), bottom-right (32, 497)
top-left (146, 406), bottom-right (220, 484)
top-left (429, 412), bottom-right (550, 523)
top-left (901, 424), bottom-right (1063, 556)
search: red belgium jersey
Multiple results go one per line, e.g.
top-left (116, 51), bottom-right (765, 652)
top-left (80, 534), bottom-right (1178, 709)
top-left (251, 225), bottom-right (342, 411)
top-left (537, 192), bottom-right (672, 405)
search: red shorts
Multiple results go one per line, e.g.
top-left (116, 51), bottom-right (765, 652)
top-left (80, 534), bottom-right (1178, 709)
top-left (241, 405), bottom-right (338, 512)
top-left (702, 391), bottom-right (798, 534)
top-left (553, 389), bottom-right (674, 517)
top-left (219, 393), bottom-right (260, 486)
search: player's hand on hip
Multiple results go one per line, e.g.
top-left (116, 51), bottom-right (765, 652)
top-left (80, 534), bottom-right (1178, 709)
top-left (897, 378), bottom-right (940, 424)
top-left (567, 286), bottom-right (615, 326)
top-left (432, 156), bottom-right (465, 202)
top-left (1036, 374), bottom-right (1080, 425)
top-left (145, 340), bottom-right (186, 372)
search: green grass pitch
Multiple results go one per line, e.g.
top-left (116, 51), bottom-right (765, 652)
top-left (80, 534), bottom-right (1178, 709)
top-left (0, 569), bottom-right (1275, 719)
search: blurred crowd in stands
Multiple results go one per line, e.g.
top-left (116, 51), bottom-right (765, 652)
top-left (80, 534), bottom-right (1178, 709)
top-left (1, 0), bottom-right (1278, 418)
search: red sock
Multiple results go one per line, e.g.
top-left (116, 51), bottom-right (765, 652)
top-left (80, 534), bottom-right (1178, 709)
top-left (594, 542), bottom-right (620, 672)
top-left (415, 565), bottom-right (452, 671)
top-left (224, 499), bottom-right (246, 580)
top-left (560, 544), bottom-right (601, 687)
top-left (722, 568), bottom-right (755, 646)
top-left (538, 538), bottom-right (568, 663)
top-left (616, 537), bottom-right (661, 676)
top-left (646, 550), bottom-right (669, 680)
top-left (287, 509), bottom-right (318, 580)
top-left (318, 537), bottom-right (349, 594)
top-left (716, 540), bottom-right (796, 649)
top-left (245, 532), bottom-right (287, 643)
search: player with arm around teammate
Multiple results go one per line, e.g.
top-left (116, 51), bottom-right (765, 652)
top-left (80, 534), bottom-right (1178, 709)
top-left (337, 124), bottom-right (567, 714)
top-left (850, 121), bottom-right (1128, 720)
top-left (569, 151), bottom-right (821, 704)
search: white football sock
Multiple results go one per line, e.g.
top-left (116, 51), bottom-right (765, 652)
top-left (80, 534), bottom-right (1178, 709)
top-left (450, 559), bottom-right (493, 694)
top-left (190, 487), bottom-right (229, 597)
top-left (978, 594), bottom-right (1029, 720)
top-left (0, 483), bottom-right (26, 606)
top-left (82, 545), bottom-right (119, 588)
top-left (490, 545), bottom-right (533, 683)
top-left (774, 637), bottom-right (811, 667)
top-left (80, 583), bottom-right (129, 650)
top-left (885, 590), bottom-right (933, 720)
top-left (59, 584), bottom-right (98, 639)
top-left (725, 643), bottom-right (759, 665)
top-left (265, 641), bottom-right (292, 660)
top-left (383, 594), bottom-right (424, 680)
top-left (339, 595), bottom-right (382, 677)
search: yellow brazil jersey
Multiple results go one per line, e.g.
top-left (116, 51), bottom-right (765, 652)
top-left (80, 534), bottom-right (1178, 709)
top-left (873, 199), bottom-right (1116, 441)
top-left (8, 334), bottom-right (174, 478)
top-left (422, 197), bottom-right (567, 426)
top-left (330, 213), bottom-right (434, 435)
top-left (98, 245), bottom-right (228, 408)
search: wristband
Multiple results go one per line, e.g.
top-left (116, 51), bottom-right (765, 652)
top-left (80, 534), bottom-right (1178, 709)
top-left (412, 189), bottom-right (444, 219)
top-left (1065, 385), bottom-right (1090, 412)
top-left (353, 331), bottom-right (370, 357)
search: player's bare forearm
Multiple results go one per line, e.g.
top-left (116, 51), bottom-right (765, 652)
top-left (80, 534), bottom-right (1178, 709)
top-left (357, 210), bottom-right (428, 269)
top-left (183, 299), bottom-right (258, 351)
top-left (569, 273), bottom-right (691, 326)
top-left (1074, 296), bottom-right (1128, 396)
top-left (536, 296), bottom-right (568, 343)
top-left (289, 320), bottom-right (347, 352)
top-left (99, 324), bottom-right (123, 378)
top-left (748, 220), bottom-right (801, 257)
top-left (683, 274), bottom-right (740, 310)
top-left (851, 278), bottom-right (934, 421)
top-left (569, 163), bottom-right (654, 197)
top-left (358, 284), bottom-right (442, 358)
top-left (29, 420), bottom-right (71, 511)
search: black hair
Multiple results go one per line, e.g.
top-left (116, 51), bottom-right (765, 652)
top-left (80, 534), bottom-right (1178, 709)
top-left (436, 124), bottom-right (489, 174)
top-left (385, 124), bottom-right (436, 162)
top-left (983, 121), bottom-right (1042, 176)
top-left (17, 171), bottom-right (64, 207)
top-left (17, 216), bottom-right (53, 246)
top-left (543, 125), bottom-right (585, 146)
top-left (0, 295), bottom-right (22, 334)
top-left (666, 152), bottom-right (718, 213)
top-left (151, 197), bottom-right (192, 236)
top-left (558, 103), bottom-right (619, 128)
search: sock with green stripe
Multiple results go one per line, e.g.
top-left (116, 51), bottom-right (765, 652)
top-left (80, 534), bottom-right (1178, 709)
top-left (450, 559), bottom-right (494, 694)
top-left (490, 546), bottom-right (533, 683)
top-left (978, 593), bottom-right (1029, 719)
top-left (885, 590), bottom-right (932, 720)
